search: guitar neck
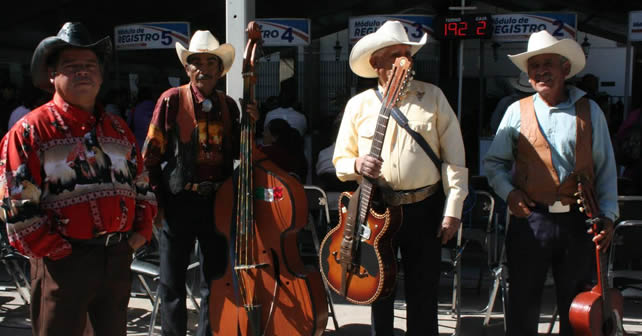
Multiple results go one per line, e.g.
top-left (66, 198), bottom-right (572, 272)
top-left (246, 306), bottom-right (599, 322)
top-left (596, 245), bottom-right (612, 322)
top-left (357, 103), bottom-right (393, 224)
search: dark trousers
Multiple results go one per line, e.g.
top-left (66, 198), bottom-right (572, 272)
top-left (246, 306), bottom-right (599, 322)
top-left (160, 191), bottom-right (227, 336)
top-left (30, 240), bottom-right (133, 336)
top-left (506, 207), bottom-right (593, 336)
top-left (371, 190), bottom-right (445, 336)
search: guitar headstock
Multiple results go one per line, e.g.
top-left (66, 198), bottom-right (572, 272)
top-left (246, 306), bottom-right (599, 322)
top-left (382, 57), bottom-right (414, 108)
top-left (575, 176), bottom-right (603, 232)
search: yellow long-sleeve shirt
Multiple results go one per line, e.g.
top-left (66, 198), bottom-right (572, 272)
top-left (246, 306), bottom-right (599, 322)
top-left (333, 80), bottom-right (468, 219)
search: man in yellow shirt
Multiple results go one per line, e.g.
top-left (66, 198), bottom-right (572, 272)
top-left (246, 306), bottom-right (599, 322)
top-left (333, 20), bottom-right (468, 335)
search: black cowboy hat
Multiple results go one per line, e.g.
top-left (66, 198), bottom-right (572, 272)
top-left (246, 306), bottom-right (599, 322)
top-left (30, 22), bottom-right (112, 92)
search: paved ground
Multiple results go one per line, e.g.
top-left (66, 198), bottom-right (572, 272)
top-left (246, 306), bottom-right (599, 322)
top-left (1, 236), bottom-right (641, 335)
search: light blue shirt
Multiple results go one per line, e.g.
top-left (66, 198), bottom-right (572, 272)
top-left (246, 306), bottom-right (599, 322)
top-left (483, 86), bottom-right (618, 221)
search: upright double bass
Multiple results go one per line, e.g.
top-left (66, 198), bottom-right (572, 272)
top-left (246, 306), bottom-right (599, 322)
top-left (209, 22), bottom-right (328, 336)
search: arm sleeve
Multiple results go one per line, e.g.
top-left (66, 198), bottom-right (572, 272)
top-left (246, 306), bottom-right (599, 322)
top-left (434, 88), bottom-right (468, 219)
top-left (0, 123), bottom-right (71, 260)
top-left (589, 101), bottom-right (619, 221)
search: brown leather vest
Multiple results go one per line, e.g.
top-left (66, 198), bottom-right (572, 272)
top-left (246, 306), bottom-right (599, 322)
top-left (513, 96), bottom-right (594, 205)
top-left (163, 85), bottom-right (232, 194)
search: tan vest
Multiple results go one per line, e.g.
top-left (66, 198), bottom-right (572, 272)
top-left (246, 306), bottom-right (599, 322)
top-left (513, 96), bottom-right (594, 205)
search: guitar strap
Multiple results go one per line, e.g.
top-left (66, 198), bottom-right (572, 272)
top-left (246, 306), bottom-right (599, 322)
top-left (374, 90), bottom-right (443, 171)
top-left (339, 184), bottom-right (362, 296)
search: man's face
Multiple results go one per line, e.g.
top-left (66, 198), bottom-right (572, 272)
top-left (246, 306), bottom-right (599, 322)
top-left (526, 53), bottom-right (570, 96)
top-left (50, 48), bottom-right (102, 106)
top-left (370, 44), bottom-right (412, 85)
top-left (185, 53), bottom-right (222, 96)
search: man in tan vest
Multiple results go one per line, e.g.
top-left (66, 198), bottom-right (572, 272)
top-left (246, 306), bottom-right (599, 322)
top-left (484, 30), bottom-right (618, 336)
top-left (142, 30), bottom-right (258, 336)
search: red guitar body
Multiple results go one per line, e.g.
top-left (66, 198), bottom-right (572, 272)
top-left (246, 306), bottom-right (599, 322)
top-left (569, 178), bottom-right (626, 336)
top-left (569, 286), bottom-right (624, 336)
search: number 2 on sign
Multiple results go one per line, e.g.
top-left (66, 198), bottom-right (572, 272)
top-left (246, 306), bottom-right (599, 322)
top-left (476, 21), bottom-right (487, 35)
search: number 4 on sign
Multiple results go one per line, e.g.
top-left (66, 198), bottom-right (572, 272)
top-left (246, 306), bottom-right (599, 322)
top-left (282, 27), bottom-right (293, 43)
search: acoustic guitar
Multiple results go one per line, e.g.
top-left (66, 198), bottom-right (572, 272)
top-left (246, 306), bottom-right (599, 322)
top-left (319, 56), bottom-right (412, 305)
top-left (569, 176), bottom-right (625, 336)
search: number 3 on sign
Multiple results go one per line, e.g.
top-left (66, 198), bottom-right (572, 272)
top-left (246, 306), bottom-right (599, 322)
top-left (281, 27), bottom-right (294, 43)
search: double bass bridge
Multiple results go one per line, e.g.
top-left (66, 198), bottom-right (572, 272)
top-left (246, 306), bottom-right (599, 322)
top-left (234, 263), bottom-right (270, 271)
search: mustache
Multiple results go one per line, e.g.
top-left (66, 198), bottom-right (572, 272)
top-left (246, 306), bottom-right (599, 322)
top-left (73, 78), bottom-right (94, 85)
top-left (196, 74), bottom-right (212, 80)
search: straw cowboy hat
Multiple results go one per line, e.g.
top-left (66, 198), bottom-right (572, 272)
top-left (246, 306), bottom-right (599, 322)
top-left (508, 30), bottom-right (586, 79)
top-left (176, 30), bottom-right (235, 76)
top-left (31, 22), bottom-right (112, 92)
top-left (508, 72), bottom-right (536, 93)
top-left (349, 20), bottom-right (427, 78)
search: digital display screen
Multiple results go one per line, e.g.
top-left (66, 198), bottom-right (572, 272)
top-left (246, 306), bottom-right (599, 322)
top-left (434, 14), bottom-right (493, 40)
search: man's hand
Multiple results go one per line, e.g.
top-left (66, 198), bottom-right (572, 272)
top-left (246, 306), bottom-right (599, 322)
top-left (588, 216), bottom-right (614, 253)
top-left (153, 208), bottom-right (165, 229)
top-left (355, 154), bottom-right (382, 179)
top-left (127, 232), bottom-right (147, 252)
top-left (507, 189), bottom-right (535, 218)
top-left (437, 216), bottom-right (461, 244)
top-left (241, 99), bottom-right (259, 122)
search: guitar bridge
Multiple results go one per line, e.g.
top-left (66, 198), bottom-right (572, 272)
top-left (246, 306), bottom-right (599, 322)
top-left (358, 224), bottom-right (371, 240)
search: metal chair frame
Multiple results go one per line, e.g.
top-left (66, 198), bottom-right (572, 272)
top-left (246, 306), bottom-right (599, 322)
top-left (303, 184), bottom-right (340, 330)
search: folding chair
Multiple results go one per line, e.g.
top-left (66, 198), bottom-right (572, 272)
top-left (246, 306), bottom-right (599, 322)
top-left (303, 185), bottom-right (340, 330)
top-left (130, 233), bottom-right (201, 336)
top-left (0, 221), bottom-right (30, 305)
top-left (483, 208), bottom-right (510, 331)
top-left (436, 189), bottom-right (494, 335)
top-left (0, 237), bottom-right (30, 304)
top-left (608, 196), bottom-right (642, 301)
top-left (461, 190), bottom-right (496, 296)
top-left (438, 221), bottom-right (464, 336)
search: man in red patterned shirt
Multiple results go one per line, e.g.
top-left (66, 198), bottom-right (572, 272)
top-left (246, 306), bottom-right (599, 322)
top-left (0, 22), bottom-right (157, 336)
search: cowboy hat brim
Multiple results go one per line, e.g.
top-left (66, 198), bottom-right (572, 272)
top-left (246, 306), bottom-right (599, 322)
top-left (31, 35), bottom-right (112, 92)
top-left (508, 38), bottom-right (585, 80)
top-left (349, 30), bottom-right (427, 78)
top-left (176, 42), bottom-right (235, 77)
top-left (508, 76), bottom-right (536, 93)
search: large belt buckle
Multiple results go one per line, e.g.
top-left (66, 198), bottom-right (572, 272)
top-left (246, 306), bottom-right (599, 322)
top-left (196, 181), bottom-right (214, 196)
top-left (104, 232), bottom-right (119, 247)
top-left (548, 200), bottom-right (570, 213)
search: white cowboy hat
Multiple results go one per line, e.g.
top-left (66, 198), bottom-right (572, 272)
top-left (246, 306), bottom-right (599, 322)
top-left (508, 72), bottom-right (536, 93)
top-left (508, 30), bottom-right (585, 79)
top-left (349, 20), bottom-right (427, 78)
top-left (176, 30), bottom-right (235, 76)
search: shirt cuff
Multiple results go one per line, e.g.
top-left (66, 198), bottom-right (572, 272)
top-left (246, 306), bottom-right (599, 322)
top-left (335, 158), bottom-right (359, 182)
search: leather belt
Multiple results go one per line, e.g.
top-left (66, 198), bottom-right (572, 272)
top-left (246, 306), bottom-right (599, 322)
top-left (67, 232), bottom-right (130, 247)
top-left (382, 183), bottom-right (440, 206)
top-left (184, 181), bottom-right (222, 197)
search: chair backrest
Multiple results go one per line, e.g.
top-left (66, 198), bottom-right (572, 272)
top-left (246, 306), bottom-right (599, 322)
top-left (304, 185), bottom-right (330, 224)
top-left (616, 195), bottom-right (642, 224)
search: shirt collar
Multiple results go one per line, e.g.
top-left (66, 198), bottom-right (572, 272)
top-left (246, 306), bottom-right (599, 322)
top-left (189, 83), bottom-right (217, 104)
top-left (52, 92), bottom-right (104, 125)
top-left (533, 85), bottom-right (587, 110)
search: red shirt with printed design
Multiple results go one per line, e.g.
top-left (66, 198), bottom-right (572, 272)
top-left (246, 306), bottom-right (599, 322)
top-left (0, 93), bottom-right (157, 260)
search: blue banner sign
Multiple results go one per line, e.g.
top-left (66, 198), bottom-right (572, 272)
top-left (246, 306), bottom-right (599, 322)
top-left (256, 19), bottom-right (311, 46)
top-left (491, 13), bottom-right (577, 42)
top-left (114, 22), bottom-right (190, 50)
top-left (348, 15), bottom-right (435, 45)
